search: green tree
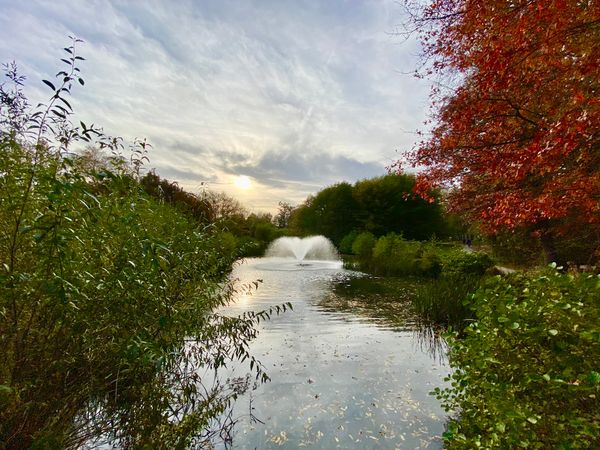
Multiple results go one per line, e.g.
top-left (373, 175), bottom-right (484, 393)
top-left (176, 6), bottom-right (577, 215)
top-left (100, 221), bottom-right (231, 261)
top-left (353, 174), bottom-right (445, 240)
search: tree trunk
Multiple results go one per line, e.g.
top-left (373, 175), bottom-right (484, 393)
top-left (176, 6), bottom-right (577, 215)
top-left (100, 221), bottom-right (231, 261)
top-left (539, 232), bottom-right (559, 265)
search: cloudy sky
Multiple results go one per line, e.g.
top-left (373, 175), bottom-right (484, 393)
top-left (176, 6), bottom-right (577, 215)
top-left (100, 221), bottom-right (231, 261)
top-left (0, 0), bottom-right (431, 213)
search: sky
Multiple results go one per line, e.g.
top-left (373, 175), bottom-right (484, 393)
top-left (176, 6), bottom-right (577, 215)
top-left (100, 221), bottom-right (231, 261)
top-left (0, 0), bottom-right (431, 214)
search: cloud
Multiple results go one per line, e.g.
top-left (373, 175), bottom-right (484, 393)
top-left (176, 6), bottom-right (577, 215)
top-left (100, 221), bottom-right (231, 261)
top-left (0, 0), bottom-right (431, 212)
top-left (232, 151), bottom-right (384, 187)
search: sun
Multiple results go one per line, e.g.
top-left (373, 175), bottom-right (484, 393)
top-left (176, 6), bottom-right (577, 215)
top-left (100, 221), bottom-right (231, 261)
top-left (234, 175), bottom-right (252, 190)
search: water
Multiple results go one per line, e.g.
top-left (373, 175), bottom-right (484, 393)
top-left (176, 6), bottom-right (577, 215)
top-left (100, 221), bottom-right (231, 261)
top-left (220, 256), bottom-right (448, 449)
top-left (265, 236), bottom-right (339, 261)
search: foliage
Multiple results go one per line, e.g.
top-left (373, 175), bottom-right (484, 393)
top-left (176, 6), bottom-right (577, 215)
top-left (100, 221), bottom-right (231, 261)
top-left (339, 230), bottom-right (359, 255)
top-left (140, 170), bottom-right (214, 223)
top-left (290, 175), bottom-right (448, 245)
top-left (289, 182), bottom-right (358, 245)
top-left (440, 249), bottom-right (494, 277)
top-left (352, 233), bottom-right (457, 278)
top-left (435, 269), bottom-right (600, 449)
top-left (413, 274), bottom-right (479, 330)
top-left (400, 0), bottom-right (600, 262)
top-left (351, 231), bottom-right (376, 265)
top-left (273, 201), bottom-right (294, 229)
top-left (371, 233), bottom-right (423, 276)
top-left (141, 171), bottom-right (284, 258)
top-left (353, 175), bottom-right (445, 240)
top-left (0, 43), bottom-right (276, 448)
top-left (488, 227), bottom-right (546, 268)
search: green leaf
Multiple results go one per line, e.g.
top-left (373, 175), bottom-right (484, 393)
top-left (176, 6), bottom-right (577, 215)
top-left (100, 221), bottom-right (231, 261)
top-left (42, 79), bottom-right (56, 91)
top-left (548, 329), bottom-right (559, 336)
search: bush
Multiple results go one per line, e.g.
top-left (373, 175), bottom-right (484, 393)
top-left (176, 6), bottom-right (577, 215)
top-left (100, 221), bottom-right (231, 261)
top-left (339, 230), bottom-right (358, 254)
top-left (352, 232), bottom-right (376, 264)
top-left (371, 233), bottom-right (421, 276)
top-left (441, 249), bottom-right (494, 276)
top-left (0, 46), bottom-right (272, 448)
top-left (415, 243), bottom-right (443, 278)
top-left (435, 269), bottom-right (600, 449)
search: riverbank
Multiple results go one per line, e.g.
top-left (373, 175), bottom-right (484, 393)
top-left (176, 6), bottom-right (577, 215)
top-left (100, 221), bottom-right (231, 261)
top-left (337, 253), bottom-right (600, 449)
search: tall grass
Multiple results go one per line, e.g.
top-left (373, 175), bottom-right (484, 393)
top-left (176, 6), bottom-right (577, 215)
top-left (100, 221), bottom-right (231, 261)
top-left (412, 274), bottom-right (481, 330)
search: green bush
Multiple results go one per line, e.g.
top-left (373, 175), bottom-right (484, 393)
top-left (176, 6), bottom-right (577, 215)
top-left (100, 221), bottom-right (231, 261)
top-left (339, 230), bottom-right (359, 254)
top-left (352, 232), bottom-right (376, 264)
top-left (415, 243), bottom-right (443, 278)
top-left (441, 249), bottom-right (494, 276)
top-left (435, 269), bottom-right (600, 449)
top-left (0, 47), bottom-right (273, 448)
top-left (371, 233), bottom-right (421, 276)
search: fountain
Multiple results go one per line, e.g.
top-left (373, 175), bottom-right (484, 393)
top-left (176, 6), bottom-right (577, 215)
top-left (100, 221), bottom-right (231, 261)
top-left (260, 236), bottom-right (341, 271)
top-left (265, 236), bottom-right (339, 261)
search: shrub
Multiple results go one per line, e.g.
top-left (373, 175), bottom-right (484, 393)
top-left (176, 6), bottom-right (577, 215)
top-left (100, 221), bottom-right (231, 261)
top-left (339, 230), bottom-right (358, 254)
top-left (352, 232), bottom-right (376, 264)
top-left (0, 44), bottom-right (273, 448)
top-left (434, 269), bottom-right (600, 449)
top-left (371, 233), bottom-right (421, 276)
top-left (415, 244), bottom-right (443, 278)
top-left (441, 249), bottom-right (494, 276)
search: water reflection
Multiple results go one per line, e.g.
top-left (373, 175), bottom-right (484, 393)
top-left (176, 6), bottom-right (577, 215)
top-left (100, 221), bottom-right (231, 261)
top-left (220, 257), bottom-right (448, 449)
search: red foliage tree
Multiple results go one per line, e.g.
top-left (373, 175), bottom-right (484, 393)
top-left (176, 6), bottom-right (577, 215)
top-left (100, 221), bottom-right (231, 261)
top-left (402, 0), bottom-right (600, 260)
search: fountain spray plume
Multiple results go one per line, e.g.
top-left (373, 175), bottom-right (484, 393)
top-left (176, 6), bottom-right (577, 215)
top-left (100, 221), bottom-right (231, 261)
top-left (265, 236), bottom-right (339, 261)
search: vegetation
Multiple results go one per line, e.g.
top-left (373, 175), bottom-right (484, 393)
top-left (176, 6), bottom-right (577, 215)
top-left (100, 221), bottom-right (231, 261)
top-left (0, 42), bottom-right (283, 448)
top-left (140, 170), bottom-right (286, 257)
top-left (399, 1), bottom-right (600, 447)
top-left (398, 0), bottom-right (600, 264)
top-left (289, 174), bottom-right (452, 246)
top-left (434, 269), bottom-right (600, 449)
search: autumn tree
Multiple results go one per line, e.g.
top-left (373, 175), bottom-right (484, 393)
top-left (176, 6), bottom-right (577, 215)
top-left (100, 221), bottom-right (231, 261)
top-left (401, 0), bottom-right (600, 262)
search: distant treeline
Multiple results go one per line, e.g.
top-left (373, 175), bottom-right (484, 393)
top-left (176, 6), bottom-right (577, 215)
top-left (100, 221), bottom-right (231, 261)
top-left (289, 174), bottom-right (462, 247)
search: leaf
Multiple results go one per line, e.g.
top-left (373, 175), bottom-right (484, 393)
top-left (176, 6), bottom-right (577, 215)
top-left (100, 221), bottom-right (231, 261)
top-left (42, 79), bottom-right (56, 91)
top-left (548, 329), bottom-right (559, 336)
top-left (78, 78), bottom-right (85, 86)
top-left (57, 96), bottom-right (72, 111)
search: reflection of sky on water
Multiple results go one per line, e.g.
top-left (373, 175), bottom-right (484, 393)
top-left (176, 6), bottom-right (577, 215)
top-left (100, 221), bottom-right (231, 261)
top-left (220, 257), bottom-right (448, 449)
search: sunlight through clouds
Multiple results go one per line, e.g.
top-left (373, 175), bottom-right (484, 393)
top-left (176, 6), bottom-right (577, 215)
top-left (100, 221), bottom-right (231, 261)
top-left (0, 0), bottom-right (431, 213)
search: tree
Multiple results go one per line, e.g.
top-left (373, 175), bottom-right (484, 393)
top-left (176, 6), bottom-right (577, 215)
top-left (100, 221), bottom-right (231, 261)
top-left (273, 201), bottom-right (294, 228)
top-left (402, 0), bottom-right (600, 262)
top-left (353, 174), bottom-right (445, 240)
top-left (293, 182), bottom-right (359, 245)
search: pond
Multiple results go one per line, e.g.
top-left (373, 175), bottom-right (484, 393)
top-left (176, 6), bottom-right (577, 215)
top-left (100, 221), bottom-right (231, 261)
top-left (219, 256), bottom-right (449, 449)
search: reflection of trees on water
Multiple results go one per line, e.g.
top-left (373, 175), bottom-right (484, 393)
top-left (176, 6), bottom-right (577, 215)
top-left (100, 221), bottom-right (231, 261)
top-left (319, 274), bottom-right (449, 362)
